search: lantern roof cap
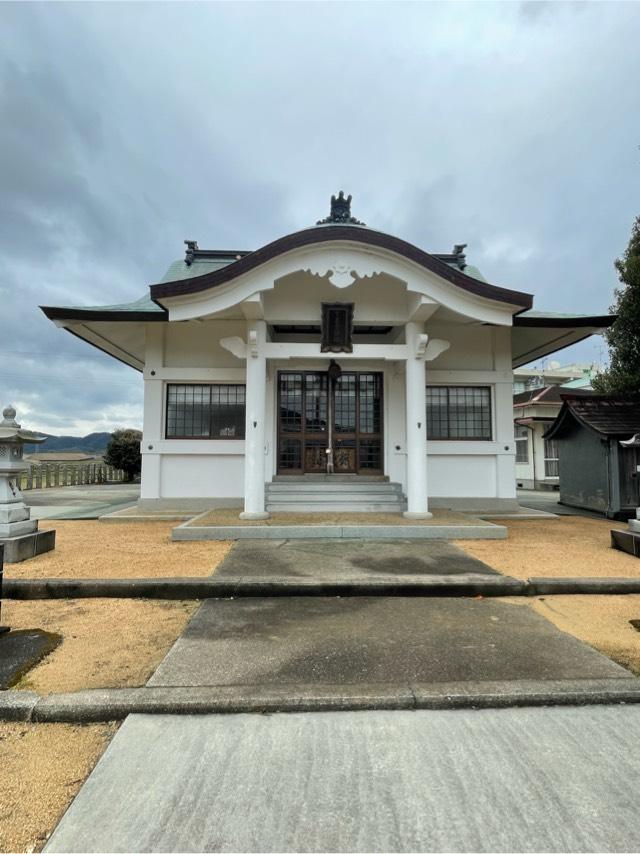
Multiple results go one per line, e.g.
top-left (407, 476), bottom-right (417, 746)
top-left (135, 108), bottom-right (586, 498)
top-left (0, 405), bottom-right (47, 444)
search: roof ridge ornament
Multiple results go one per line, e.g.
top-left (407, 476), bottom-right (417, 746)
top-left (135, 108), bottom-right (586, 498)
top-left (184, 240), bottom-right (199, 266)
top-left (317, 191), bottom-right (366, 226)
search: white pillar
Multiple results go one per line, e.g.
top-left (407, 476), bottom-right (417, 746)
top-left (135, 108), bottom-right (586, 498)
top-left (240, 320), bottom-right (269, 520)
top-left (403, 322), bottom-right (431, 519)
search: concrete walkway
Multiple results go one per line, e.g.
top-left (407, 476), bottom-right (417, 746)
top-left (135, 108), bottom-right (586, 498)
top-left (25, 483), bottom-right (139, 519)
top-left (149, 596), bottom-right (630, 688)
top-left (216, 538), bottom-right (502, 580)
top-left (46, 705), bottom-right (640, 852)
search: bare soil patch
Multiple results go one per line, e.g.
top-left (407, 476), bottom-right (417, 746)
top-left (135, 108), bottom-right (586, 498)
top-left (0, 721), bottom-right (116, 853)
top-left (4, 599), bottom-right (197, 693)
top-left (458, 516), bottom-right (633, 578)
top-left (6, 520), bottom-right (231, 579)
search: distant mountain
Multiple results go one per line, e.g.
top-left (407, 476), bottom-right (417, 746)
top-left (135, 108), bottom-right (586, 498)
top-left (24, 432), bottom-right (113, 455)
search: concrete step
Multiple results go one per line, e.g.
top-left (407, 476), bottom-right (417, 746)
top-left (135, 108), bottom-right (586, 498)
top-left (265, 502), bottom-right (407, 513)
top-left (267, 492), bottom-right (404, 503)
top-left (266, 479), bottom-right (406, 514)
top-left (267, 483), bottom-right (403, 494)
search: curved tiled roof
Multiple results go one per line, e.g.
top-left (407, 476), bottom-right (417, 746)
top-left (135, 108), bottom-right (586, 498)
top-left (545, 395), bottom-right (640, 439)
top-left (149, 225), bottom-right (534, 309)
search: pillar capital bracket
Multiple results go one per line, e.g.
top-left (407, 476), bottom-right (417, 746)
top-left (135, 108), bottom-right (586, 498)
top-left (220, 336), bottom-right (247, 360)
top-left (424, 338), bottom-right (450, 362)
top-left (415, 334), bottom-right (429, 359)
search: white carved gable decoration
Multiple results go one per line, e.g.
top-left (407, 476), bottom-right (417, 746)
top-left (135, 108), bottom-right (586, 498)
top-left (301, 251), bottom-right (382, 289)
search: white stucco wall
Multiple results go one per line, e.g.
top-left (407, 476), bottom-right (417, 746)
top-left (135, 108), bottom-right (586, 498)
top-left (139, 315), bottom-right (517, 511)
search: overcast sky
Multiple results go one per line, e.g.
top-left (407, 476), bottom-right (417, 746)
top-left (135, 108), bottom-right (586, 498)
top-left (1, 1), bottom-right (638, 435)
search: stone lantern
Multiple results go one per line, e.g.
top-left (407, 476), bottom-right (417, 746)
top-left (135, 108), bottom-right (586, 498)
top-left (0, 405), bottom-right (56, 562)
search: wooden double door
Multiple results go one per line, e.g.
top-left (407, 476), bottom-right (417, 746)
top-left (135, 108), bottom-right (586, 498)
top-left (277, 371), bottom-right (383, 475)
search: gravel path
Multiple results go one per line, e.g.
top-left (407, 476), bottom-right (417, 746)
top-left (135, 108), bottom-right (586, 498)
top-left (5, 520), bottom-right (231, 579)
top-left (0, 721), bottom-right (116, 853)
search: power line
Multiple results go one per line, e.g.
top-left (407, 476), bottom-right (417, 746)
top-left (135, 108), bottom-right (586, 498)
top-left (0, 348), bottom-right (132, 362)
top-left (0, 373), bottom-right (142, 390)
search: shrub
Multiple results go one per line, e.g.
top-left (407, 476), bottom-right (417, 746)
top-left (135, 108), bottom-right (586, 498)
top-left (104, 429), bottom-right (142, 482)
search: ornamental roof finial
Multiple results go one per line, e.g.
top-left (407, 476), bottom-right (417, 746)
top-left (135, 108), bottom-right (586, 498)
top-left (317, 191), bottom-right (366, 226)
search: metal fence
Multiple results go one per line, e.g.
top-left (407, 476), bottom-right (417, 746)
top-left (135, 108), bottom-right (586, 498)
top-left (17, 463), bottom-right (126, 490)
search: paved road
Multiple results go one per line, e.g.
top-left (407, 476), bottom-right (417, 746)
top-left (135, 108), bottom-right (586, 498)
top-left (24, 483), bottom-right (139, 519)
top-left (517, 488), bottom-right (604, 519)
top-left (46, 705), bottom-right (640, 852)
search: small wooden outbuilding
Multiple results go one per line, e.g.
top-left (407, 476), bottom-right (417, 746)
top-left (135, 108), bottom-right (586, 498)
top-left (544, 395), bottom-right (640, 519)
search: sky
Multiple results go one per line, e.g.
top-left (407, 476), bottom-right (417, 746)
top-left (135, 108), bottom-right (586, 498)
top-left (1, 1), bottom-right (639, 435)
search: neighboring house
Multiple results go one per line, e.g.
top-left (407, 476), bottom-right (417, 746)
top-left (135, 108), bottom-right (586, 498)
top-left (544, 396), bottom-right (640, 518)
top-left (513, 362), bottom-right (601, 394)
top-left (514, 386), bottom-right (594, 490)
top-left (41, 192), bottom-right (614, 518)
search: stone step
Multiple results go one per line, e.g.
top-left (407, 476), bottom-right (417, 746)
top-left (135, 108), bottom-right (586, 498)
top-left (267, 499), bottom-right (406, 510)
top-left (267, 483), bottom-right (403, 494)
top-left (265, 502), bottom-right (407, 513)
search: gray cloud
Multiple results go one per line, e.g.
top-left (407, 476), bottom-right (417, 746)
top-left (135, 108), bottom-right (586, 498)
top-left (1, 1), bottom-right (638, 433)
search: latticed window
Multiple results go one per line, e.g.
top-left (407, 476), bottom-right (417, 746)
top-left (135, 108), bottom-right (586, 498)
top-left (544, 438), bottom-right (559, 477)
top-left (515, 425), bottom-right (529, 463)
top-left (426, 386), bottom-right (492, 440)
top-left (166, 384), bottom-right (246, 439)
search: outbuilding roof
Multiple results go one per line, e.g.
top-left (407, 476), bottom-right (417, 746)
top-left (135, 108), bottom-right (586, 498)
top-left (513, 386), bottom-right (595, 406)
top-left (544, 395), bottom-right (640, 440)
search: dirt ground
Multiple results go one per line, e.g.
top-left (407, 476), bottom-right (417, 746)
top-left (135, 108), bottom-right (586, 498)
top-left (458, 516), bottom-right (634, 578)
top-left (503, 594), bottom-right (640, 676)
top-left (0, 721), bottom-right (117, 853)
top-left (6, 520), bottom-right (231, 579)
top-left (4, 599), bottom-right (198, 693)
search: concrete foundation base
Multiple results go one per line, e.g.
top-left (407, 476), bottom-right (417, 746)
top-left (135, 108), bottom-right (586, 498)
top-left (1, 529), bottom-right (56, 563)
top-left (612, 529), bottom-right (640, 558)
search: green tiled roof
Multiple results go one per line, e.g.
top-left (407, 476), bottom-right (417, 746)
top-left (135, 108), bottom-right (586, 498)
top-left (67, 293), bottom-right (165, 313)
top-left (459, 264), bottom-right (487, 282)
top-left (159, 257), bottom-right (236, 283)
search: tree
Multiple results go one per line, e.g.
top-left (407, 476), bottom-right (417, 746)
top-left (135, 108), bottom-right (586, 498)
top-left (104, 429), bottom-right (142, 481)
top-left (592, 215), bottom-right (640, 395)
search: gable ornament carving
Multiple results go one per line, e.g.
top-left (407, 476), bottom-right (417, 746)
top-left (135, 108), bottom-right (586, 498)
top-left (301, 253), bottom-right (382, 289)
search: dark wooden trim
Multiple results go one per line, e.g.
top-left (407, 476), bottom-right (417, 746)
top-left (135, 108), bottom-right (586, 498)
top-left (41, 306), bottom-right (168, 322)
top-left (150, 225), bottom-right (534, 309)
top-left (513, 314), bottom-right (616, 328)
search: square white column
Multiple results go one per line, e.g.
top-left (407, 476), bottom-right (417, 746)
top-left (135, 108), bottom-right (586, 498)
top-left (240, 320), bottom-right (270, 520)
top-left (403, 322), bottom-right (432, 519)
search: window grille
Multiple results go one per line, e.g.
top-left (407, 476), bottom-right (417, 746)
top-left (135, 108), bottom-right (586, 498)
top-left (166, 384), bottom-right (246, 439)
top-left (426, 386), bottom-right (492, 440)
